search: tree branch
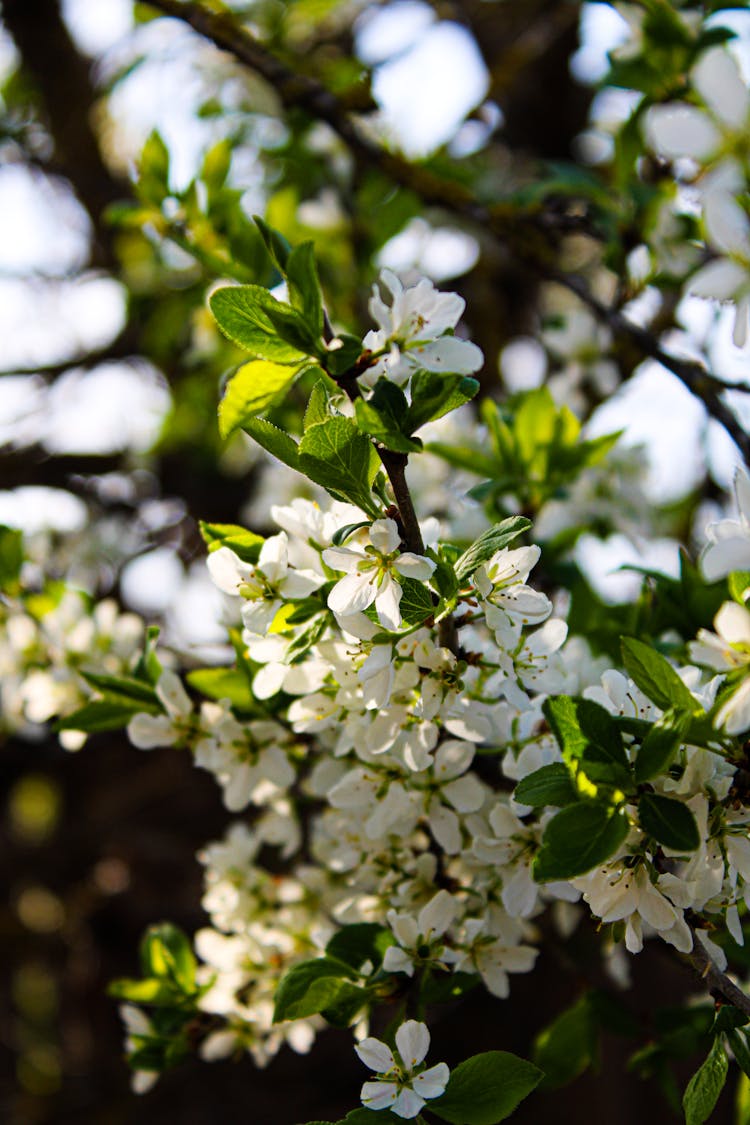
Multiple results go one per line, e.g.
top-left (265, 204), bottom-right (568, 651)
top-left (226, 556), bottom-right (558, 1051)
top-left (143, 0), bottom-right (749, 464)
top-left (687, 926), bottom-right (750, 1018)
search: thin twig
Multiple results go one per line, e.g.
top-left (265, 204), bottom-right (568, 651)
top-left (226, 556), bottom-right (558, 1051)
top-left (687, 926), bottom-right (750, 1018)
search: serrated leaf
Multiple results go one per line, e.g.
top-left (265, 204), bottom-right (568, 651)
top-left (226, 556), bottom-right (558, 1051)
top-left (621, 637), bottom-right (701, 715)
top-left (209, 285), bottom-right (310, 362)
top-left (299, 417), bottom-right (380, 516)
top-left (219, 359), bottom-right (302, 438)
top-left (534, 802), bottom-right (629, 881)
top-left (430, 1051), bottom-right (542, 1124)
top-left (240, 416), bottom-right (301, 472)
top-left (199, 521), bottom-right (264, 563)
top-left (638, 793), bottom-right (699, 852)
top-left (405, 371), bottom-right (480, 432)
top-left (634, 708), bottom-right (691, 783)
top-left (455, 517), bottom-right (531, 582)
top-left (683, 1037), bottom-right (728, 1125)
top-left (514, 763), bottom-right (578, 808)
top-left (398, 576), bottom-right (435, 627)
top-left (304, 380), bottom-right (330, 430)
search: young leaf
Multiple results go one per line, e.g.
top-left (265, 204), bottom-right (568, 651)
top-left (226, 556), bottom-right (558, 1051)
top-left (682, 1037), bottom-right (728, 1125)
top-left (533, 802), bottom-right (629, 881)
top-left (726, 1029), bottom-right (750, 1080)
top-left (199, 521), bottom-right (264, 563)
top-left (218, 359), bottom-right (303, 438)
top-left (55, 699), bottom-right (141, 734)
top-left (454, 517), bottom-right (532, 582)
top-left (299, 417), bottom-right (380, 516)
top-left (430, 1051), bottom-right (543, 1124)
top-left (638, 793), bottom-right (700, 852)
top-left (186, 667), bottom-right (255, 711)
top-left (286, 240), bottom-right (324, 336)
top-left (543, 696), bottom-right (589, 760)
top-left (621, 637), bottom-right (701, 715)
top-left (80, 671), bottom-right (159, 708)
top-left (634, 708), bottom-right (691, 783)
top-left (239, 417), bottom-right (301, 472)
top-left (209, 285), bottom-right (310, 362)
top-left (514, 763), bottom-right (578, 808)
top-left (139, 923), bottom-right (196, 993)
top-left (304, 380), bottom-right (331, 430)
top-left (405, 371), bottom-right (480, 432)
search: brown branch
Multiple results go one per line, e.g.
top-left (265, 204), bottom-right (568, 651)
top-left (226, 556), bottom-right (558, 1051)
top-left (551, 270), bottom-right (750, 464)
top-left (687, 926), bottom-right (750, 1018)
top-left (143, 0), bottom-right (750, 466)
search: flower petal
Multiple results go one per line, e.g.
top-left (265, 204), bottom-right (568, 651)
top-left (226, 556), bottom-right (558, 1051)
top-left (395, 1020), bottom-right (431, 1069)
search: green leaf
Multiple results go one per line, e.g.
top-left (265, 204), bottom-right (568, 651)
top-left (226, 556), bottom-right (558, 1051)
top-left (514, 763), bottom-right (578, 808)
top-left (405, 371), bottom-right (480, 432)
top-left (398, 576), bottom-right (435, 627)
top-left (325, 924), bottom-right (394, 970)
top-left (201, 137), bottom-right (232, 192)
top-left (254, 214), bottom-right (291, 271)
top-left (108, 976), bottom-right (183, 1005)
top-left (354, 380), bottom-right (422, 454)
top-left (726, 1029), bottom-right (750, 1080)
top-left (186, 667), bottom-right (255, 710)
top-left (533, 802), bottom-right (629, 881)
top-left (430, 1051), bottom-right (543, 1124)
top-left (683, 1037), bottom-right (728, 1125)
top-left (638, 793), bottom-right (700, 852)
top-left (454, 517), bottom-right (532, 582)
top-left (0, 525), bottom-right (23, 590)
top-left (634, 708), bottom-right (691, 783)
top-left (199, 521), bottom-right (264, 563)
top-left (138, 129), bottom-right (169, 202)
top-left (239, 417), bottom-right (301, 472)
top-left (621, 637), bottom-right (701, 715)
top-left (273, 957), bottom-right (361, 1022)
top-left (209, 285), bottom-right (310, 362)
top-left (299, 417), bottom-right (380, 516)
top-left (55, 699), bottom-right (140, 734)
top-left (304, 380), bottom-right (331, 430)
top-left (728, 571), bottom-right (750, 604)
top-left (575, 699), bottom-right (631, 786)
top-left (139, 924), bottom-right (196, 993)
top-left (219, 359), bottom-right (303, 438)
top-left (533, 994), bottom-right (596, 1088)
top-left (286, 240), bottom-right (324, 336)
top-left (543, 696), bottom-right (588, 760)
top-left (80, 671), bottom-right (159, 708)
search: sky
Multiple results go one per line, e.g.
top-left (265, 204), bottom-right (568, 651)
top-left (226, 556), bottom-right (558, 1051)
top-left (1, 0), bottom-right (750, 621)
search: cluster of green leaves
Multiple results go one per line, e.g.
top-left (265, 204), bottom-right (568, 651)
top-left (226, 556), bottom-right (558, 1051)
top-left (427, 388), bottom-right (620, 523)
top-left (54, 626), bottom-right (164, 736)
top-left (109, 923), bottom-right (203, 1077)
top-left (522, 638), bottom-right (722, 882)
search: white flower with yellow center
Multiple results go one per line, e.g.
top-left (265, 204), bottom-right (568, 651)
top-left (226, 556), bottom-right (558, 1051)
top-left (356, 1019), bottom-right (449, 1119)
top-left (322, 518), bottom-right (435, 631)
